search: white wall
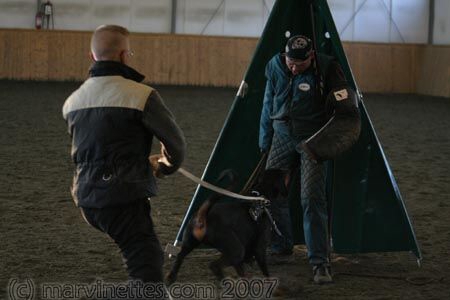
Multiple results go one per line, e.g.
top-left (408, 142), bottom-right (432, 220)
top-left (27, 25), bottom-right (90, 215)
top-left (175, 0), bottom-right (274, 36)
top-left (0, 0), bottom-right (434, 44)
top-left (329, 0), bottom-right (429, 43)
top-left (0, 0), bottom-right (36, 29)
top-left (0, 0), bottom-right (172, 33)
top-left (0, 0), bottom-right (275, 36)
top-left (176, 0), bottom-right (225, 35)
top-left (433, 0), bottom-right (450, 45)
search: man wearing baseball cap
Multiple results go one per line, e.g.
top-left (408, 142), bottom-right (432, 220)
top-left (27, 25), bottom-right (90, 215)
top-left (259, 35), bottom-right (348, 284)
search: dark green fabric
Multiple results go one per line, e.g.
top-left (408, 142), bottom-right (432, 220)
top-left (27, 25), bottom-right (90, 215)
top-left (176, 0), bottom-right (421, 260)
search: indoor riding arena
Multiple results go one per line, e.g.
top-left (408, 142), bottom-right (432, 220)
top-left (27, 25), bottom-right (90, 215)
top-left (1, 1), bottom-right (449, 300)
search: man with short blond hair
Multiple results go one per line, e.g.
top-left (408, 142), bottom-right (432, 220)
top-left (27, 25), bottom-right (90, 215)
top-left (90, 25), bottom-right (131, 61)
top-left (63, 24), bottom-right (186, 284)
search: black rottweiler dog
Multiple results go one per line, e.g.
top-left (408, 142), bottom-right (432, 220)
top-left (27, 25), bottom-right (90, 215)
top-left (166, 169), bottom-right (287, 284)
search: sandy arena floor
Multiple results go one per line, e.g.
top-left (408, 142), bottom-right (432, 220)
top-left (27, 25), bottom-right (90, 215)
top-left (0, 81), bottom-right (449, 299)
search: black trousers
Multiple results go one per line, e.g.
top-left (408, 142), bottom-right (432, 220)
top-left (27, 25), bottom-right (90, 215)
top-left (80, 199), bottom-right (164, 283)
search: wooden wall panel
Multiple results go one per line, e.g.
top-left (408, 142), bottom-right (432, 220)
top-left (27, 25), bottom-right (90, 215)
top-left (342, 42), bottom-right (420, 94)
top-left (354, 44), bottom-right (393, 93)
top-left (0, 29), bottom-right (448, 97)
top-left (391, 45), bottom-right (415, 93)
top-left (47, 32), bottom-right (70, 80)
top-left (129, 34), bottom-right (257, 87)
top-left (6, 31), bottom-right (31, 79)
top-left (0, 31), bottom-right (7, 78)
top-left (30, 31), bottom-right (49, 79)
top-left (416, 46), bottom-right (450, 98)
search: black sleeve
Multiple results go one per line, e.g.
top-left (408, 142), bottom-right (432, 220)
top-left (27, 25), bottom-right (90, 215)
top-left (142, 90), bottom-right (186, 175)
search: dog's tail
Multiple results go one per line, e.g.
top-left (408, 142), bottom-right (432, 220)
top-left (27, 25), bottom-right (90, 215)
top-left (192, 169), bottom-right (238, 241)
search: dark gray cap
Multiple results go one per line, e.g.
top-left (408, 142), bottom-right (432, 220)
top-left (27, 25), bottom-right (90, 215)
top-left (285, 35), bottom-right (313, 60)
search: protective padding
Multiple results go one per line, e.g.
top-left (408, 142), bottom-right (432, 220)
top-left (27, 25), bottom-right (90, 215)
top-left (300, 87), bottom-right (361, 162)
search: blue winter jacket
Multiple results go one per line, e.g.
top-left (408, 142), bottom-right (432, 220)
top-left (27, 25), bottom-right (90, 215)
top-left (259, 53), bottom-right (328, 152)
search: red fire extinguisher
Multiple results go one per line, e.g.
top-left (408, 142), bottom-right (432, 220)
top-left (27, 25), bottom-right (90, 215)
top-left (35, 11), bottom-right (43, 29)
top-left (35, 0), bottom-right (54, 30)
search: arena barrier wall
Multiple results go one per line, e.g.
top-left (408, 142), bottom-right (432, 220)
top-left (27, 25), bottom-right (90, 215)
top-left (416, 45), bottom-right (450, 98)
top-left (0, 29), bottom-right (448, 97)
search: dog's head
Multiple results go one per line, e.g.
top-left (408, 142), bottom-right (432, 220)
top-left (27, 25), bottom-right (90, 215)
top-left (252, 169), bottom-right (288, 200)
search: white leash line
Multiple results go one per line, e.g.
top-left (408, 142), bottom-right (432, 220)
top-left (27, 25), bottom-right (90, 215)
top-left (177, 167), bottom-right (268, 202)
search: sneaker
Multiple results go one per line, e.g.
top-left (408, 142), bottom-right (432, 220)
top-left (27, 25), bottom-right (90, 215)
top-left (313, 264), bottom-right (333, 284)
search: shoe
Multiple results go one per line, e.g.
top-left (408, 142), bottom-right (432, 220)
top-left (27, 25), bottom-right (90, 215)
top-left (313, 264), bottom-right (333, 284)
